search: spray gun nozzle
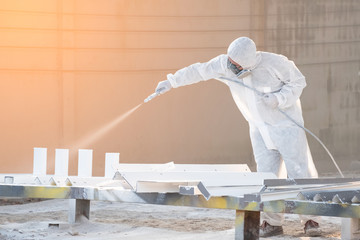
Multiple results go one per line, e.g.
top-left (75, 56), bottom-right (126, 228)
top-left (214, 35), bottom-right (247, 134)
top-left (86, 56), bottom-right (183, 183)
top-left (144, 87), bottom-right (165, 103)
top-left (144, 92), bottom-right (159, 103)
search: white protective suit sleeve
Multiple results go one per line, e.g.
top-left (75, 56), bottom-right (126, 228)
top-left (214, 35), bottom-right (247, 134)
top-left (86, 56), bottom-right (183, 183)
top-left (167, 55), bottom-right (226, 88)
top-left (272, 56), bottom-right (307, 109)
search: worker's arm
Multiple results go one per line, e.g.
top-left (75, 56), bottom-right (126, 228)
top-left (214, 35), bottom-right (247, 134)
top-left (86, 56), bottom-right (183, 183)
top-left (273, 57), bottom-right (307, 109)
top-left (167, 54), bottom-right (227, 88)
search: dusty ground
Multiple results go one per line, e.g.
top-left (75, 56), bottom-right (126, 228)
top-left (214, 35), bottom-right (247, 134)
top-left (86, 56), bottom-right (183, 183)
top-left (0, 198), bottom-right (342, 240)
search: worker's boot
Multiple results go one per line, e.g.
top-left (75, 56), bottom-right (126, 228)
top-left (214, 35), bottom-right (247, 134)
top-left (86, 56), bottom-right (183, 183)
top-left (304, 219), bottom-right (321, 236)
top-left (259, 220), bottom-right (284, 237)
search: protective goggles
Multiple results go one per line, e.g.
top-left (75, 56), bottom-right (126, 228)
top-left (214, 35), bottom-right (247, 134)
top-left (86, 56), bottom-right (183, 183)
top-left (227, 58), bottom-right (251, 78)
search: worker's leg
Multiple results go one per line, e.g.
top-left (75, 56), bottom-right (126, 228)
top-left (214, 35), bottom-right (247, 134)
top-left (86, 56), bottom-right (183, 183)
top-left (250, 127), bottom-right (284, 226)
top-left (274, 127), bottom-right (321, 228)
top-left (273, 126), bottom-right (318, 178)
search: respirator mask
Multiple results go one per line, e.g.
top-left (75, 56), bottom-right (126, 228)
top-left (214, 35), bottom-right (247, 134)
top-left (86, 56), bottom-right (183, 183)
top-left (227, 58), bottom-right (251, 78)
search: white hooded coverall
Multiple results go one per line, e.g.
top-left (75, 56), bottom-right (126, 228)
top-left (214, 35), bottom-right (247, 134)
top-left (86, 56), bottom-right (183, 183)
top-left (166, 41), bottom-right (318, 226)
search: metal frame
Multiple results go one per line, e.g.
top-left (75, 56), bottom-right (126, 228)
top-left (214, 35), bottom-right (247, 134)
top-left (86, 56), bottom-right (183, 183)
top-left (1, 183), bottom-right (360, 240)
top-left (3, 146), bottom-right (360, 240)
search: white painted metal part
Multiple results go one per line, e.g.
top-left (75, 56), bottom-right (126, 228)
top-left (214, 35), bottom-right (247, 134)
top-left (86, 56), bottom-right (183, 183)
top-left (55, 149), bottom-right (69, 176)
top-left (105, 152), bottom-right (120, 178)
top-left (2, 147), bottom-right (360, 239)
top-left (78, 149), bottom-right (93, 177)
top-left (33, 147), bottom-right (47, 175)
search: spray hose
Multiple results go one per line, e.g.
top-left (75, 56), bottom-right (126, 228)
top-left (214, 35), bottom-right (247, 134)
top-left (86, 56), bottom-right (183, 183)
top-left (219, 77), bottom-right (344, 178)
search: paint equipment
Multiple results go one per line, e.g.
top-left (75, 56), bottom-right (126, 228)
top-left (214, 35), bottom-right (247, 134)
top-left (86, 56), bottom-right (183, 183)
top-left (219, 76), bottom-right (344, 178)
top-left (144, 92), bottom-right (160, 103)
top-left (144, 87), bottom-right (167, 103)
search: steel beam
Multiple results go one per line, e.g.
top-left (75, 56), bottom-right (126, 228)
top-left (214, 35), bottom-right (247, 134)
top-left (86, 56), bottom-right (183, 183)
top-left (68, 199), bottom-right (90, 224)
top-left (248, 181), bottom-right (360, 202)
top-left (342, 218), bottom-right (360, 240)
top-left (298, 189), bottom-right (360, 203)
top-left (3, 184), bottom-right (360, 239)
top-left (235, 210), bottom-right (260, 240)
top-left (264, 178), bottom-right (360, 186)
top-left (2, 184), bottom-right (360, 219)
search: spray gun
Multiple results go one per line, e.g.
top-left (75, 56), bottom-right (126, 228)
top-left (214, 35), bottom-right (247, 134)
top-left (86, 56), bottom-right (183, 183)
top-left (144, 87), bottom-right (165, 103)
top-left (144, 92), bottom-right (160, 103)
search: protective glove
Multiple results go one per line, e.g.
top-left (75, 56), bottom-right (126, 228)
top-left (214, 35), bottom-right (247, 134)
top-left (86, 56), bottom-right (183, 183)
top-left (155, 80), bottom-right (172, 94)
top-left (262, 93), bottom-right (279, 109)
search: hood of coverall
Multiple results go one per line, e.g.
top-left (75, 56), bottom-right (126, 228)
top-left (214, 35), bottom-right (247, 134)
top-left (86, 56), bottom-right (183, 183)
top-left (227, 37), bottom-right (257, 70)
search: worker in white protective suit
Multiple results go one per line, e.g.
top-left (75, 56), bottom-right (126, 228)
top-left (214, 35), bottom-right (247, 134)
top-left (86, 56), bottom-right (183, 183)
top-left (153, 37), bottom-right (320, 237)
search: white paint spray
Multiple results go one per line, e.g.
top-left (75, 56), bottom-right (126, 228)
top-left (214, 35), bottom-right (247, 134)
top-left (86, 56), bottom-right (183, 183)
top-left (74, 103), bottom-right (142, 149)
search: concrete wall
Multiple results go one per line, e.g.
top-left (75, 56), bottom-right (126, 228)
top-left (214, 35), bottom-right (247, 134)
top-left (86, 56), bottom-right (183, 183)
top-left (263, 0), bottom-right (360, 173)
top-left (0, 0), bottom-right (358, 176)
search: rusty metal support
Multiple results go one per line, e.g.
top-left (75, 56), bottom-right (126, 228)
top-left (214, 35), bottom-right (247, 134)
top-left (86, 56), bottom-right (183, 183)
top-left (235, 210), bottom-right (260, 240)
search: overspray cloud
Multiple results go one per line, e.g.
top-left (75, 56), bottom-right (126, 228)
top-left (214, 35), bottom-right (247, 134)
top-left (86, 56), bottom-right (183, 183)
top-left (73, 103), bottom-right (142, 149)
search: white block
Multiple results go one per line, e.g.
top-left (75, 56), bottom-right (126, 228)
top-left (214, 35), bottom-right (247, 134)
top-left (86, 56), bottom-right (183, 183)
top-left (55, 149), bottom-right (69, 176)
top-left (33, 147), bottom-right (47, 175)
top-left (78, 149), bottom-right (93, 177)
top-left (105, 153), bottom-right (120, 178)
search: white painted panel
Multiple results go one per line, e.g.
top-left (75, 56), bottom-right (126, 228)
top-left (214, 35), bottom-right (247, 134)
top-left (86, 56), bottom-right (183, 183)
top-left (121, 171), bottom-right (277, 189)
top-left (55, 149), bottom-right (69, 176)
top-left (78, 149), bottom-right (93, 177)
top-left (33, 147), bottom-right (47, 175)
top-left (105, 152), bottom-right (120, 178)
top-left (116, 163), bottom-right (251, 172)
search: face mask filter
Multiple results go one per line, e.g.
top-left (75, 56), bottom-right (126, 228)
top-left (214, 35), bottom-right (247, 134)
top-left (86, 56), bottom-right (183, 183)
top-left (227, 58), bottom-right (251, 78)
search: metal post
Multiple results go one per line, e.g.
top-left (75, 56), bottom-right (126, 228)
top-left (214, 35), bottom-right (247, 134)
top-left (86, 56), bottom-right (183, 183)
top-left (341, 218), bottom-right (360, 240)
top-left (235, 210), bottom-right (260, 240)
top-left (68, 149), bottom-right (93, 224)
top-left (68, 199), bottom-right (90, 224)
